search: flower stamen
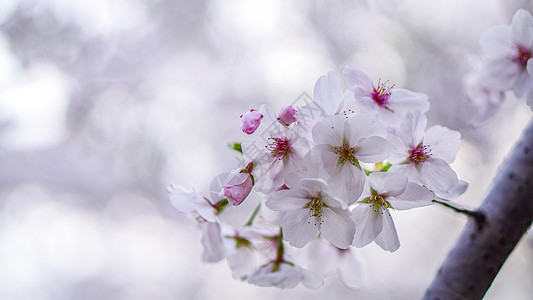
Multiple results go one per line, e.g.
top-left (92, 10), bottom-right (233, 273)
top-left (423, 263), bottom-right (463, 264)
top-left (266, 137), bottom-right (291, 160)
top-left (513, 44), bottom-right (532, 69)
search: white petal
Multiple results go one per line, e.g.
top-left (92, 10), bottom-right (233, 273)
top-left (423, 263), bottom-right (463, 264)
top-left (266, 189), bottom-right (309, 211)
top-left (299, 178), bottom-right (328, 196)
top-left (347, 113), bottom-right (387, 145)
top-left (434, 180), bottom-right (468, 200)
top-left (480, 25), bottom-right (513, 57)
top-left (368, 172), bottom-right (407, 197)
top-left (374, 211), bottom-right (400, 252)
top-left (351, 204), bottom-right (383, 248)
top-left (337, 250), bottom-right (366, 289)
top-left (314, 72), bottom-right (344, 115)
top-left (388, 182), bottom-right (434, 210)
top-left (343, 66), bottom-right (374, 92)
top-left (312, 115), bottom-right (348, 146)
top-left (228, 247), bottom-right (256, 279)
top-left (328, 163), bottom-right (366, 205)
top-left (424, 125), bottom-right (461, 164)
top-left (300, 268), bottom-right (325, 289)
top-left (419, 158), bottom-right (459, 193)
top-left (511, 9), bottom-right (533, 46)
top-left (200, 222), bottom-right (226, 262)
top-left (281, 208), bottom-right (320, 248)
top-left (354, 136), bottom-right (391, 163)
top-left (513, 69), bottom-right (533, 98)
top-left (306, 144), bottom-right (339, 175)
top-left (320, 207), bottom-right (355, 249)
top-left (480, 56), bottom-right (519, 89)
top-left (399, 111), bottom-right (426, 149)
top-left (388, 89), bottom-right (430, 114)
top-left (388, 163), bottom-right (421, 185)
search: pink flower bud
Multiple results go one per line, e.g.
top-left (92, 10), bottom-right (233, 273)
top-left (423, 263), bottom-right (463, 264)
top-left (220, 169), bottom-right (253, 206)
top-left (277, 106), bottom-right (298, 126)
top-left (240, 109), bottom-right (263, 134)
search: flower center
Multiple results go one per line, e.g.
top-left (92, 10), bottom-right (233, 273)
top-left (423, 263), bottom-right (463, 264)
top-left (361, 188), bottom-right (393, 213)
top-left (409, 144), bottom-right (432, 165)
top-left (371, 79), bottom-right (394, 108)
top-left (266, 137), bottom-right (291, 160)
top-left (513, 44), bottom-right (532, 69)
top-left (307, 192), bottom-right (324, 226)
top-left (333, 143), bottom-right (360, 167)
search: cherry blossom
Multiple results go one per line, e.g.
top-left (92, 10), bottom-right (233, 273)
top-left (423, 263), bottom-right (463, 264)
top-left (351, 172), bottom-right (434, 252)
top-left (474, 9), bottom-right (533, 111)
top-left (309, 114), bottom-right (391, 204)
top-left (388, 111), bottom-right (461, 193)
top-left (220, 166), bottom-right (254, 206)
top-left (266, 177), bottom-right (355, 249)
top-left (343, 66), bottom-right (429, 123)
top-left (240, 109), bottom-right (263, 134)
top-left (241, 105), bottom-right (309, 193)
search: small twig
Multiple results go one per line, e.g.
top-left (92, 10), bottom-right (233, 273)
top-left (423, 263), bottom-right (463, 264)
top-left (433, 199), bottom-right (485, 229)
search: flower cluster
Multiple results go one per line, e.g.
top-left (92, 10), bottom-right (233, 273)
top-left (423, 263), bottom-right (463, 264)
top-left (466, 9), bottom-right (533, 124)
top-left (169, 66), bottom-right (466, 289)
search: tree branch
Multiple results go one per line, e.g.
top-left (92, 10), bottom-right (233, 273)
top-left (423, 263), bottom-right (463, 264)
top-left (422, 117), bottom-right (533, 300)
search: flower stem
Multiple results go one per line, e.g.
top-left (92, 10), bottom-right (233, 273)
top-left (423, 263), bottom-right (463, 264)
top-left (245, 203), bottom-right (261, 226)
top-left (433, 199), bottom-right (485, 229)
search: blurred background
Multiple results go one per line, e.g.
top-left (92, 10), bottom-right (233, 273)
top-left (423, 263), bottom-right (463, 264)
top-left (0, 0), bottom-right (531, 299)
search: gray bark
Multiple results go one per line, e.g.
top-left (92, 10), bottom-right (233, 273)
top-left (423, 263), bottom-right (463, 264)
top-left (422, 118), bottom-right (533, 300)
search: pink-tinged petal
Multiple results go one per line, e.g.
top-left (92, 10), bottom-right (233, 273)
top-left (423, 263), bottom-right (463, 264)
top-left (480, 25), bottom-right (513, 57)
top-left (399, 111), bottom-right (426, 149)
top-left (312, 115), bottom-right (348, 146)
top-left (320, 207), bottom-right (355, 249)
top-left (240, 109), bottom-right (263, 134)
top-left (329, 163), bottom-right (366, 205)
top-left (513, 69), bottom-right (533, 98)
top-left (200, 222), bottom-right (226, 263)
top-left (419, 158), bottom-right (459, 193)
top-left (351, 204), bottom-right (383, 248)
top-left (354, 136), bottom-right (391, 163)
top-left (347, 113), bottom-right (387, 145)
top-left (314, 72), bottom-right (344, 115)
top-left (266, 189), bottom-right (309, 211)
top-left (258, 104), bottom-right (277, 129)
top-left (281, 208), bottom-right (320, 248)
top-left (388, 89), bottom-right (430, 114)
top-left (424, 125), bottom-right (461, 164)
top-left (278, 105), bottom-right (298, 126)
top-left (337, 250), bottom-right (366, 289)
top-left (388, 182), bottom-right (434, 210)
top-left (300, 268), bottom-right (325, 289)
top-left (221, 169), bottom-right (253, 206)
top-left (368, 172), bottom-right (408, 197)
top-left (374, 211), bottom-right (400, 252)
top-left (343, 66), bottom-right (374, 92)
top-left (511, 9), bottom-right (533, 45)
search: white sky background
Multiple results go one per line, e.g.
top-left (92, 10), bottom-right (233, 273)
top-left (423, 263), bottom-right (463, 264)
top-left (0, 0), bottom-right (531, 299)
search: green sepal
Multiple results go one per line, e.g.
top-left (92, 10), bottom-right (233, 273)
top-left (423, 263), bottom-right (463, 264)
top-left (228, 142), bottom-right (243, 154)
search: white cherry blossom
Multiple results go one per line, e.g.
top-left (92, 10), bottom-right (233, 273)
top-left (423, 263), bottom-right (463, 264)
top-left (388, 111), bottom-right (461, 193)
top-left (343, 66), bottom-right (429, 123)
top-left (309, 114), bottom-right (391, 204)
top-left (266, 177), bottom-right (355, 249)
top-left (351, 172), bottom-right (434, 252)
